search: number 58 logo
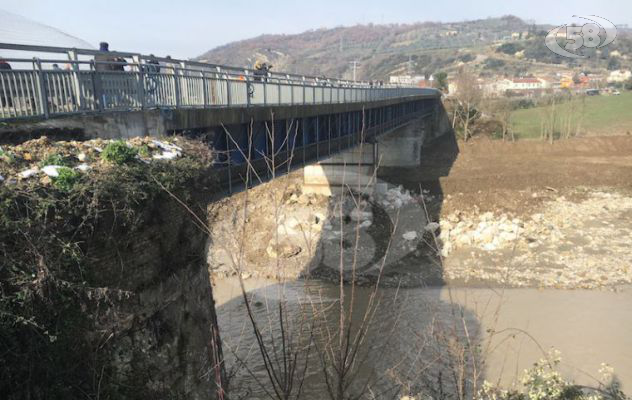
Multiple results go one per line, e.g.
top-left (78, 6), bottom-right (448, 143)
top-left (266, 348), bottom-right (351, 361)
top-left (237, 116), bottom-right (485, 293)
top-left (545, 15), bottom-right (617, 59)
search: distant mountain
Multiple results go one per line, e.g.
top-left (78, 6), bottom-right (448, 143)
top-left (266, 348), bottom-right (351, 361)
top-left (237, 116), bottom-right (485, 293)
top-left (197, 15), bottom-right (632, 81)
top-left (197, 16), bottom-right (536, 79)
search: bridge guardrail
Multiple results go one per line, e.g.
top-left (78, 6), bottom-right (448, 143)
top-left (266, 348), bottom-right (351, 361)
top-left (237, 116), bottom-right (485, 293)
top-left (0, 43), bottom-right (437, 121)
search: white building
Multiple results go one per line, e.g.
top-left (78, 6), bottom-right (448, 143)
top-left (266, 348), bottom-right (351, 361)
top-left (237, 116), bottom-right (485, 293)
top-left (607, 70), bottom-right (632, 83)
top-left (389, 75), bottom-right (432, 87)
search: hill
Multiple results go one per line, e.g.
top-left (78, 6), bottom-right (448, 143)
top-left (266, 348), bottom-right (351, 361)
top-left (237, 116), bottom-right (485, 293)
top-left (197, 16), bottom-right (632, 81)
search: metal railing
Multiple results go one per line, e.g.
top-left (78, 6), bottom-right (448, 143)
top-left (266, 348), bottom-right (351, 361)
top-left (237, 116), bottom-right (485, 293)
top-left (0, 43), bottom-right (436, 121)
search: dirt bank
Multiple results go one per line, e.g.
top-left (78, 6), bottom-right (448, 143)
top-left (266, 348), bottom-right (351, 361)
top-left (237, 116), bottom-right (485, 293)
top-left (1, 137), bottom-right (224, 399)
top-left (382, 135), bottom-right (632, 289)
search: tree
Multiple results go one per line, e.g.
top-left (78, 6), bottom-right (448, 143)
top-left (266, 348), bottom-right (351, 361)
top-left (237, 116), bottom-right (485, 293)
top-left (483, 58), bottom-right (506, 70)
top-left (433, 71), bottom-right (448, 92)
top-left (607, 57), bottom-right (621, 71)
top-left (453, 68), bottom-right (483, 142)
top-left (489, 99), bottom-right (514, 141)
top-left (496, 42), bottom-right (523, 55)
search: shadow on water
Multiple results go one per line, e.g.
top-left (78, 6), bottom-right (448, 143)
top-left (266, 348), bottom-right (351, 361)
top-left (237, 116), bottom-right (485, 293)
top-left (208, 111), bottom-right (487, 399)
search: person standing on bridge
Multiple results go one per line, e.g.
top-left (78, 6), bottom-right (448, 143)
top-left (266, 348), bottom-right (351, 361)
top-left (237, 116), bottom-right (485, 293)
top-left (145, 54), bottom-right (160, 74)
top-left (95, 42), bottom-right (126, 72)
top-left (94, 42), bottom-right (127, 108)
top-left (0, 58), bottom-right (11, 71)
top-left (253, 60), bottom-right (272, 82)
top-left (0, 58), bottom-right (13, 108)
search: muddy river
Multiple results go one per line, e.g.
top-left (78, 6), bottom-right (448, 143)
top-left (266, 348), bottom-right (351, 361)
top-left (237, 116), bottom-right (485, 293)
top-left (214, 278), bottom-right (632, 398)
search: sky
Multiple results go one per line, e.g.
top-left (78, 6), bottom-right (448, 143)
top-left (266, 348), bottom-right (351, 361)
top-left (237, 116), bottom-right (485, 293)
top-left (1, 0), bottom-right (631, 59)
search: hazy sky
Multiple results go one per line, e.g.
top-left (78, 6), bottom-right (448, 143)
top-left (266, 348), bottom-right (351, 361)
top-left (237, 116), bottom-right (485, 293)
top-left (1, 0), bottom-right (631, 58)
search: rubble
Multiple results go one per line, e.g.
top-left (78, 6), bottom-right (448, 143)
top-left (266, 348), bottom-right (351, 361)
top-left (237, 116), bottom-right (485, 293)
top-left (440, 190), bottom-right (632, 289)
top-left (402, 231), bottom-right (418, 241)
top-left (42, 165), bottom-right (62, 177)
top-left (350, 207), bottom-right (372, 222)
top-left (19, 168), bottom-right (38, 178)
top-left (379, 185), bottom-right (414, 209)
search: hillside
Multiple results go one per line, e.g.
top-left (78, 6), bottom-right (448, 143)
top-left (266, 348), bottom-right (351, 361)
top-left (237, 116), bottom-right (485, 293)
top-left (197, 16), bottom-right (632, 81)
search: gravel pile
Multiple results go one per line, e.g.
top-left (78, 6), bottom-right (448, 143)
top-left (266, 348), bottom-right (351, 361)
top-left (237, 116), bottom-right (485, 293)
top-left (441, 190), bottom-right (632, 289)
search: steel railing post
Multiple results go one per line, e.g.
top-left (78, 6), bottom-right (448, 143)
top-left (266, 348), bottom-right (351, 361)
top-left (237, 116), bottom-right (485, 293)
top-left (90, 60), bottom-right (103, 112)
top-left (174, 66), bottom-right (181, 108)
top-left (227, 140), bottom-right (232, 194)
top-left (246, 76), bottom-right (251, 107)
top-left (202, 71), bottom-right (208, 108)
top-left (133, 55), bottom-right (145, 110)
top-left (226, 78), bottom-right (231, 107)
top-left (67, 50), bottom-right (83, 110)
top-left (34, 58), bottom-right (49, 118)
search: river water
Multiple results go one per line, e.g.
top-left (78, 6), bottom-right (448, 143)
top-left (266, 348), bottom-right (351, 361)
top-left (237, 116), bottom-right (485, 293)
top-left (214, 278), bottom-right (632, 398)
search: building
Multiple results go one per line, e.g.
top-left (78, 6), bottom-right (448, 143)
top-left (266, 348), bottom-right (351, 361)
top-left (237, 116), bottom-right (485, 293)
top-left (389, 75), bottom-right (433, 87)
top-left (478, 77), bottom-right (550, 97)
top-left (507, 77), bottom-right (544, 90)
top-left (607, 70), bottom-right (632, 83)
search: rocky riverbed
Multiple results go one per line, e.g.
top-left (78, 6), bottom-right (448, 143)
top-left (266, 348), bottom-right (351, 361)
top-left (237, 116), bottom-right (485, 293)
top-left (208, 177), bottom-right (632, 290)
top-left (440, 188), bottom-right (632, 289)
top-left (207, 134), bottom-right (632, 290)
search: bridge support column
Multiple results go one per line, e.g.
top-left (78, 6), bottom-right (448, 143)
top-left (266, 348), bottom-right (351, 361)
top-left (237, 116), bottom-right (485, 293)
top-left (302, 142), bottom-right (378, 196)
top-left (375, 117), bottom-right (429, 168)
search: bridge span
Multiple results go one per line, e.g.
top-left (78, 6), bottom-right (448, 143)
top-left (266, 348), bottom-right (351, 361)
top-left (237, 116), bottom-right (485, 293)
top-left (0, 43), bottom-right (448, 193)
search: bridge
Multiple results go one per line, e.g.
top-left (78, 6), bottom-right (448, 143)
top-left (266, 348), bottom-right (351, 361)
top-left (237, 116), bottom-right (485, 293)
top-left (0, 43), bottom-right (448, 193)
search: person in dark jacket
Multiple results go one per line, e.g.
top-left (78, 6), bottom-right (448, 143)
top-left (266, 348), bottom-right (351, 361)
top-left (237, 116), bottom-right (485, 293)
top-left (95, 42), bottom-right (126, 72)
top-left (253, 60), bottom-right (272, 82)
top-left (145, 54), bottom-right (160, 74)
top-left (0, 58), bottom-right (11, 70)
top-left (0, 58), bottom-right (12, 108)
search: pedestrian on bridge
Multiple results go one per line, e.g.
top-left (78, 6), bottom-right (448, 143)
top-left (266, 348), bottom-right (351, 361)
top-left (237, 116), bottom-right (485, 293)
top-left (0, 58), bottom-right (12, 108)
top-left (95, 42), bottom-right (126, 72)
top-left (0, 58), bottom-right (10, 71)
top-left (253, 60), bottom-right (272, 82)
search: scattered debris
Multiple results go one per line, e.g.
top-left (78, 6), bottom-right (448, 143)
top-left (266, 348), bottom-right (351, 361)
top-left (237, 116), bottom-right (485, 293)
top-left (379, 185), bottom-right (414, 209)
top-left (41, 165), bottom-right (62, 177)
top-left (75, 163), bottom-right (90, 172)
top-left (424, 222), bottom-right (440, 233)
top-left (266, 241), bottom-right (302, 259)
top-left (402, 231), bottom-right (418, 241)
top-left (0, 136), bottom-right (202, 185)
top-left (153, 151), bottom-right (180, 160)
top-left (350, 207), bottom-right (372, 222)
top-left (19, 168), bottom-right (38, 179)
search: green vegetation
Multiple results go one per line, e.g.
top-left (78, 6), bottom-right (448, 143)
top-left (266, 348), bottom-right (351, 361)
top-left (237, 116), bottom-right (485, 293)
top-left (496, 42), bottom-right (524, 55)
top-left (483, 57), bottom-right (506, 70)
top-left (0, 148), bottom-right (15, 164)
top-left (52, 166), bottom-right (81, 192)
top-left (101, 140), bottom-right (138, 164)
top-left (477, 351), bottom-right (626, 400)
top-left (511, 92), bottom-right (632, 139)
top-left (433, 71), bottom-right (448, 91)
top-left (0, 154), bottom-right (213, 398)
top-left (39, 153), bottom-right (72, 167)
top-left (138, 144), bottom-right (151, 158)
